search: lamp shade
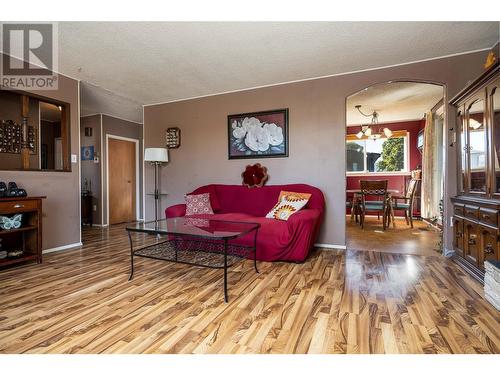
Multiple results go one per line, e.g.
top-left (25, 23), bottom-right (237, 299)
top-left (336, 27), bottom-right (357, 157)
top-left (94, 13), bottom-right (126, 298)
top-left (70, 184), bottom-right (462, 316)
top-left (145, 147), bottom-right (169, 162)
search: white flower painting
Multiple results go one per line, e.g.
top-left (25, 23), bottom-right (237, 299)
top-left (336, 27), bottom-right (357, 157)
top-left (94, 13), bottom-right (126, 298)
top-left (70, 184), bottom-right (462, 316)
top-left (228, 109), bottom-right (288, 159)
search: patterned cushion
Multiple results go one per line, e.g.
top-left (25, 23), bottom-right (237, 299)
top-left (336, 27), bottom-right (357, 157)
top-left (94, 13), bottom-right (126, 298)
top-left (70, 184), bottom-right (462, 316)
top-left (266, 191), bottom-right (311, 221)
top-left (278, 191), bottom-right (312, 202)
top-left (185, 193), bottom-right (214, 216)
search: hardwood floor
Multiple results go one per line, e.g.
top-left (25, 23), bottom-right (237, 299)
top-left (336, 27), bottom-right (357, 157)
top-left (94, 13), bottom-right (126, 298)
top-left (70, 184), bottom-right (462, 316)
top-left (0, 224), bottom-right (498, 354)
top-left (347, 216), bottom-right (441, 256)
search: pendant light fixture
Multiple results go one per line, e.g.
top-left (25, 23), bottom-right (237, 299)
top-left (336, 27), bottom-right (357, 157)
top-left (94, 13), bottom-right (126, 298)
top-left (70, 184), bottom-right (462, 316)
top-left (354, 105), bottom-right (392, 140)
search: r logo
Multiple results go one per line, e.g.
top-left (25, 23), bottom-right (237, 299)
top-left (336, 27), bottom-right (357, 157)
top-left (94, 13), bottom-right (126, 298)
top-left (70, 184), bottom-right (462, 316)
top-left (2, 23), bottom-right (54, 75)
top-left (1, 23), bottom-right (58, 90)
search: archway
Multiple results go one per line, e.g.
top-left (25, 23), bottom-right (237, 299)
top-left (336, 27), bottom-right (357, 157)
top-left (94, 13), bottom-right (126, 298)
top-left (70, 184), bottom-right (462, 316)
top-left (345, 81), bottom-right (446, 256)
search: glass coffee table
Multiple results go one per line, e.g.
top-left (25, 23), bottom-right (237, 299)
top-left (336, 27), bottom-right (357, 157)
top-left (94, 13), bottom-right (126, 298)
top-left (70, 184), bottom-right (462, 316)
top-left (126, 217), bottom-right (260, 302)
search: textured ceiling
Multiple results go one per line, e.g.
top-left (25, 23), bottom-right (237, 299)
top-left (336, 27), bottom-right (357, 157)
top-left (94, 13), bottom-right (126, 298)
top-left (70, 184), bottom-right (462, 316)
top-left (53, 22), bottom-right (498, 122)
top-left (80, 82), bottom-right (143, 123)
top-left (346, 82), bottom-right (444, 125)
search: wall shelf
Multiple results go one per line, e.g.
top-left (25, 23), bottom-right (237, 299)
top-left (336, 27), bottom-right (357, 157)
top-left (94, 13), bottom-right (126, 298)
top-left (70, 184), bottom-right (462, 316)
top-left (0, 225), bottom-right (37, 235)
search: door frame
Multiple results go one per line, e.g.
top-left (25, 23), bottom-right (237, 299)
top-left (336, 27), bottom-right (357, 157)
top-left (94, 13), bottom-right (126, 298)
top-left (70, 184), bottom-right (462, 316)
top-left (105, 134), bottom-right (140, 225)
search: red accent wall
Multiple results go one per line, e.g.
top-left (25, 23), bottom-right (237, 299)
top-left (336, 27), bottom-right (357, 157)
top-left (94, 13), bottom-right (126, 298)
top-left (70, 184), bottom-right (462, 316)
top-left (346, 120), bottom-right (424, 212)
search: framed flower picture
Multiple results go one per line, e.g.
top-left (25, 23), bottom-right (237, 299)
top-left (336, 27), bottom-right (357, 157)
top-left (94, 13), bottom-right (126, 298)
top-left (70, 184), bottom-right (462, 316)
top-left (228, 108), bottom-right (288, 159)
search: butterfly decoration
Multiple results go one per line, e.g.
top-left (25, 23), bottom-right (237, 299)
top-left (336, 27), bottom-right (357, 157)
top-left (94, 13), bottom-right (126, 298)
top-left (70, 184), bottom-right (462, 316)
top-left (0, 214), bottom-right (23, 230)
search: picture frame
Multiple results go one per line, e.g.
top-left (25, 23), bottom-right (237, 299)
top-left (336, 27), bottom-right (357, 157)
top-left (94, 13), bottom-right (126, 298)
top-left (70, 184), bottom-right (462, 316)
top-left (81, 145), bottom-right (95, 161)
top-left (227, 108), bottom-right (288, 159)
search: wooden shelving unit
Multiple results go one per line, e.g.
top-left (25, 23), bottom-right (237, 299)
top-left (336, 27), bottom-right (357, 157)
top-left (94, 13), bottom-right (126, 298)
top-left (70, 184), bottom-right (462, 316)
top-left (0, 196), bottom-right (45, 268)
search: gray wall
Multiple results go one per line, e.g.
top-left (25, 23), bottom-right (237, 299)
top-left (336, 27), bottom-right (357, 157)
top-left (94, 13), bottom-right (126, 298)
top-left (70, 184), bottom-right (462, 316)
top-left (144, 50), bottom-right (489, 248)
top-left (0, 53), bottom-right (81, 250)
top-left (101, 115), bottom-right (143, 225)
top-left (80, 115), bottom-right (102, 225)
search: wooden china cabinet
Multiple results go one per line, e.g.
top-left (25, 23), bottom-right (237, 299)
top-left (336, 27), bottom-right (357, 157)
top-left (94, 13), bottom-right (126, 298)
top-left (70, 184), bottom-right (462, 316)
top-left (450, 61), bottom-right (499, 282)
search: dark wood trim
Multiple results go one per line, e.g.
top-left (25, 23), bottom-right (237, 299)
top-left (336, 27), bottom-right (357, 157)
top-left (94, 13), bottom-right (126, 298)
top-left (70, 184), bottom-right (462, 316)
top-left (0, 196), bottom-right (46, 202)
top-left (451, 195), bottom-right (500, 208)
top-left (450, 61), bottom-right (499, 106)
top-left (61, 105), bottom-right (70, 171)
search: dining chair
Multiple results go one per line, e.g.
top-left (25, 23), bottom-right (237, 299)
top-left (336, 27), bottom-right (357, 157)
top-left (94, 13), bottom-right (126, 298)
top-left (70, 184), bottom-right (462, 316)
top-left (359, 180), bottom-right (389, 230)
top-left (391, 178), bottom-right (419, 228)
top-left (346, 192), bottom-right (361, 222)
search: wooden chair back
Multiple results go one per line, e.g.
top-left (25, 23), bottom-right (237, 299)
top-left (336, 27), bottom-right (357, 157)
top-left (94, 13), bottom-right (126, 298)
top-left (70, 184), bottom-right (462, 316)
top-left (405, 178), bottom-right (420, 211)
top-left (360, 180), bottom-right (388, 201)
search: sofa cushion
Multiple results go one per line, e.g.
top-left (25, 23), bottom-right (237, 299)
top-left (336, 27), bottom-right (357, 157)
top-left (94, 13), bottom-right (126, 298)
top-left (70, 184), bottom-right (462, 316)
top-left (266, 191), bottom-right (311, 220)
top-left (185, 193), bottom-right (214, 216)
top-left (188, 185), bottom-right (222, 212)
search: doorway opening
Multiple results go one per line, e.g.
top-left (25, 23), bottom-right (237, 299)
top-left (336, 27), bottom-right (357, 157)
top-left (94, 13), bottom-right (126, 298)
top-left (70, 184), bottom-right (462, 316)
top-left (345, 81), bottom-right (445, 256)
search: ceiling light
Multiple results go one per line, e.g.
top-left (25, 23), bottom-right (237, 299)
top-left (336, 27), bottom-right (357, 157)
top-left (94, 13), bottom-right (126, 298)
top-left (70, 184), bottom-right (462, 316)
top-left (469, 119), bottom-right (482, 130)
top-left (354, 105), bottom-right (393, 140)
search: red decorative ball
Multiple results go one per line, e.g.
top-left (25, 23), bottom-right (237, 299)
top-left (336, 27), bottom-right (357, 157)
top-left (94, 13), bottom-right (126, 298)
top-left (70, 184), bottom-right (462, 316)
top-left (241, 163), bottom-right (268, 188)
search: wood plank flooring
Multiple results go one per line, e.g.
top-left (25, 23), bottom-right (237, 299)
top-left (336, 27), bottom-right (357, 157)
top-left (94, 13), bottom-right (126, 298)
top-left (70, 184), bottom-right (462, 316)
top-left (0, 224), bottom-right (498, 354)
top-left (347, 216), bottom-right (441, 257)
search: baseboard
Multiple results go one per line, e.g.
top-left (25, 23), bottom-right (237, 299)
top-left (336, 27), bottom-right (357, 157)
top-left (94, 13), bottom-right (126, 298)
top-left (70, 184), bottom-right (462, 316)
top-left (43, 242), bottom-right (82, 254)
top-left (315, 243), bottom-right (347, 250)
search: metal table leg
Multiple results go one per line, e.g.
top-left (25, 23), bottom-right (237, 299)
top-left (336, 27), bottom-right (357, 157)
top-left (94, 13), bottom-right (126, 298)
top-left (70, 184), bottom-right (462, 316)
top-left (253, 228), bottom-right (259, 274)
top-left (223, 239), bottom-right (228, 303)
top-left (128, 231), bottom-right (134, 281)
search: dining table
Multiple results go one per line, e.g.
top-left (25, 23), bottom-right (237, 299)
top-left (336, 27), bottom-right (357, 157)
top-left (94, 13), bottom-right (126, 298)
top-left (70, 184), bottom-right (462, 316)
top-left (347, 189), bottom-right (400, 227)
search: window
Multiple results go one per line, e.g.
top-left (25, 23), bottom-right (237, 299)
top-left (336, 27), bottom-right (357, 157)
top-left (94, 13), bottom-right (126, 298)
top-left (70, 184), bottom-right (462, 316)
top-left (346, 132), bottom-right (409, 174)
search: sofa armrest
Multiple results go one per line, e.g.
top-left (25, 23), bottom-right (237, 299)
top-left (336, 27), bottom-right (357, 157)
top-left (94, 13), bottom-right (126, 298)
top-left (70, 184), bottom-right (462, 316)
top-left (287, 208), bottom-right (321, 226)
top-left (285, 208), bottom-right (323, 259)
top-left (165, 204), bottom-right (186, 218)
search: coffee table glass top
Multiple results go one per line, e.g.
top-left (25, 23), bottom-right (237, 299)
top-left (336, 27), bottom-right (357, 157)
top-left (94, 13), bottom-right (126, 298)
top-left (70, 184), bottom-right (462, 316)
top-left (127, 217), bottom-right (260, 239)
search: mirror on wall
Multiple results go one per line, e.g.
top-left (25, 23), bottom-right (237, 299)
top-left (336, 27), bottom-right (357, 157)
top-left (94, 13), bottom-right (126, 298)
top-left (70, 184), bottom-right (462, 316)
top-left (40, 102), bottom-right (63, 170)
top-left (0, 90), bottom-right (70, 171)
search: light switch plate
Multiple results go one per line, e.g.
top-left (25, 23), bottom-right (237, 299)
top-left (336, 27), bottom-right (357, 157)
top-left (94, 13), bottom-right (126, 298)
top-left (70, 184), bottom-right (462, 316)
top-left (71, 154), bottom-right (77, 163)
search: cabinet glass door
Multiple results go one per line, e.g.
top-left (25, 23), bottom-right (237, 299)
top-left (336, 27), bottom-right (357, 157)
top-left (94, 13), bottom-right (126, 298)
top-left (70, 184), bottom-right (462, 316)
top-left (491, 86), bottom-right (500, 195)
top-left (458, 109), bottom-right (467, 192)
top-left (466, 98), bottom-right (487, 193)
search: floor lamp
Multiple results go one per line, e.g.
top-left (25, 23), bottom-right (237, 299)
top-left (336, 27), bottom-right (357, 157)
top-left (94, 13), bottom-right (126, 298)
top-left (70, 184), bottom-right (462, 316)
top-left (144, 148), bottom-right (169, 222)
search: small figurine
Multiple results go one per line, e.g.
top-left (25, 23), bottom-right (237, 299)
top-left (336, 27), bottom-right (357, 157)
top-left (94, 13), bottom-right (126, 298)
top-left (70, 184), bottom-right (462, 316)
top-left (484, 51), bottom-right (496, 69)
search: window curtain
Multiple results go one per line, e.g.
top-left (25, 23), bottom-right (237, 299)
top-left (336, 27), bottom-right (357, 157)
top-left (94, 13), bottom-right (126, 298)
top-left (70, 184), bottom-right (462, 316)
top-left (421, 110), bottom-right (437, 219)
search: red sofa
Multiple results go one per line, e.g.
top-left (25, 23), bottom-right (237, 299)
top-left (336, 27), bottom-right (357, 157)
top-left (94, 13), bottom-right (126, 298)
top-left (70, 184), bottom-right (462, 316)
top-left (165, 184), bottom-right (325, 262)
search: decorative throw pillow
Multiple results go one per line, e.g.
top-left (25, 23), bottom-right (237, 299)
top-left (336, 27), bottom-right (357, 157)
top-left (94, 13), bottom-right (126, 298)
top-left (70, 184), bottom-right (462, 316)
top-left (185, 193), bottom-right (214, 216)
top-left (277, 191), bottom-right (312, 203)
top-left (188, 185), bottom-right (222, 212)
top-left (265, 191), bottom-right (311, 221)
